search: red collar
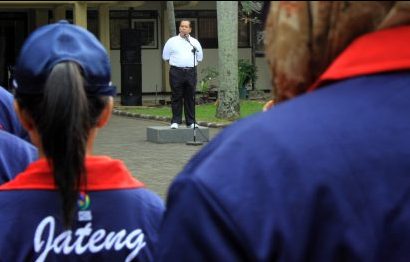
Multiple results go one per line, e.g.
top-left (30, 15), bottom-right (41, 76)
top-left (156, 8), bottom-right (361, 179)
top-left (309, 26), bottom-right (410, 91)
top-left (0, 156), bottom-right (145, 191)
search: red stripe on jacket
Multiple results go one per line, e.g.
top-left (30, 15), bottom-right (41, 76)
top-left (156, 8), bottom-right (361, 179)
top-left (309, 26), bottom-right (410, 91)
top-left (0, 156), bottom-right (145, 190)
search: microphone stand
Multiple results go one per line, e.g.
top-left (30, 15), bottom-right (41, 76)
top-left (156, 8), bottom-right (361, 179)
top-left (185, 35), bottom-right (203, 146)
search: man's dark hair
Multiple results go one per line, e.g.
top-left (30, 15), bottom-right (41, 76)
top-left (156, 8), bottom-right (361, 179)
top-left (179, 19), bottom-right (191, 28)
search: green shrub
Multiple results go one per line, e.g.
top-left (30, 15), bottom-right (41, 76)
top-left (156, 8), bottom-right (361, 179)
top-left (238, 59), bottom-right (258, 89)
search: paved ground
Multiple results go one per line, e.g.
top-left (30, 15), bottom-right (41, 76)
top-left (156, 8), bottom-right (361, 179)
top-left (94, 114), bottom-right (221, 200)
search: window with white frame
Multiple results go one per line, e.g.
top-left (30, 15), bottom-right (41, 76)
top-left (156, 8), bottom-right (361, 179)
top-left (110, 17), bottom-right (128, 49)
top-left (253, 21), bottom-right (265, 56)
top-left (175, 10), bottom-right (251, 48)
top-left (131, 19), bottom-right (157, 49)
top-left (109, 10), bottom-right (158, 50)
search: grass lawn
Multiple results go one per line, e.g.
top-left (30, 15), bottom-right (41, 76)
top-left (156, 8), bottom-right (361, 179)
top-left (115, 100), bottom-right (268, 124)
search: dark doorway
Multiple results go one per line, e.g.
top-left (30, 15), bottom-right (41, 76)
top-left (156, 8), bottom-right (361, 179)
top-left (0, 12), bottom-right (27, 90)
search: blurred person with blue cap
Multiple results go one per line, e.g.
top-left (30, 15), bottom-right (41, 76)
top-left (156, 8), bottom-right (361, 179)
top-left (156, 2), bottom-right (410, 261)
top-left (0, 85), bottom-right (30, 141)
top-left (0, 85), bottom-right (38, 182)
top-left (0, 127), bottom-right (37, 183)
top-left (0, 20), bottom-right (164, 261)
top-left (0, 72), bottom-right (37, 182)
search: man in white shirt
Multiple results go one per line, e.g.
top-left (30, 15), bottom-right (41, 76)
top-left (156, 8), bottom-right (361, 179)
top-left (162, 20), bottom-right (203, 129)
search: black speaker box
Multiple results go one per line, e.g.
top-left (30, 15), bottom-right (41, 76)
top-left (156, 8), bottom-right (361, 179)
top-left (120, 29), bottom-right (142, 64)
top-left (121, 64), bottom-right (142, 106)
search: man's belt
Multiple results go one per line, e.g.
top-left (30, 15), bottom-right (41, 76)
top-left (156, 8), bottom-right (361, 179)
top-left (171, 65), bottom-right (195, 70)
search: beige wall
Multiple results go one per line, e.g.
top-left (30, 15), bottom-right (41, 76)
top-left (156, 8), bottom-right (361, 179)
top-left (255, 57), bottom-right (271, 91)
top-left (110, 49), bottom-right (163, 94)
top-left (196, 48), bottom-right (271, 91)
top-left (111, 47), bottom-right (270, 94)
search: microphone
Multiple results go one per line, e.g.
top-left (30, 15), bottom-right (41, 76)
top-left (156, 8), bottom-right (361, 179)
top-left (184, 34), bottom-right (197, 53)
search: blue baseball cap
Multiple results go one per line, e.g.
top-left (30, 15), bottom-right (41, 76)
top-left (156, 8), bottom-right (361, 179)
top-left (14, 20), bottom-right (116, 96)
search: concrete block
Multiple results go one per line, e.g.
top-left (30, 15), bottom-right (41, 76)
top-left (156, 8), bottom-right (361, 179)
top-left (147, 126), bottom-right (209, 143)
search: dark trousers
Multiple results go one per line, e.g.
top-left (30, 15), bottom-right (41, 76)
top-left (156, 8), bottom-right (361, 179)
top-left (169, 66), bottom-right (197, 126)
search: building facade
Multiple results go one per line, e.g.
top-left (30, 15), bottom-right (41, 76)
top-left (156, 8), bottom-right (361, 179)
top-left (0, 1), bottom-right (270, 96)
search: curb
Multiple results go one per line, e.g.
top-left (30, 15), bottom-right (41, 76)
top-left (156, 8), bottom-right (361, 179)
top-left (112, 109), bottom-right (230, 128)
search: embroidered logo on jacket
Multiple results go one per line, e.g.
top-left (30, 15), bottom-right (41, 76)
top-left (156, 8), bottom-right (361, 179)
top-left (34, 216), bottom-right (146, 262)
top-left (78, 192), bottom-right (90, 210)
top-left (77, 192), bottom-right (92, 222)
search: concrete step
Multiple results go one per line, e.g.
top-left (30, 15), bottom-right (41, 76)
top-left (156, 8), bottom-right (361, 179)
top-left (147, 126), bottom-right (210, 144)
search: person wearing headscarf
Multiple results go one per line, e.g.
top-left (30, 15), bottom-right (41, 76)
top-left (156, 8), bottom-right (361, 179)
top-left (156, 2), bottom-right (410, 261)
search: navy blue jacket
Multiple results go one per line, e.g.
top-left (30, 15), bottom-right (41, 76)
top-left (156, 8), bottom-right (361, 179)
top-left (0, 130), bottom-right (37, 183)
top-left (156, 24), bottom-right (410, 262)
top-left (157, 71), bottom-right (410, 261)
top-left (0, 156), bottom-right (164, 261)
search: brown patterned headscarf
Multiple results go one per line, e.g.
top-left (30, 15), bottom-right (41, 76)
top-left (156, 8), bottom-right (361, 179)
top-left (264, 1), bottom-right (410, 103)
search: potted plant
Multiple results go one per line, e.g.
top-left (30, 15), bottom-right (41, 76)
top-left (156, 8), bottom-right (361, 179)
top-left (199, 67), bottom-right (219, 103)
top-left (238, 59), bottom-right (258, 99)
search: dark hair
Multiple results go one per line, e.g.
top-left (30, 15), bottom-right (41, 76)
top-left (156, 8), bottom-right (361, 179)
top-left (15, 62), bottom-right (108, 228)
top-left (179, 19), bottom-right (191, 28)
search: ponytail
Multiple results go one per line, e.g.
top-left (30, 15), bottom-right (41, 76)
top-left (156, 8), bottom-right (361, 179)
top-left (16, 62), bottom-right (108, 228)
top-left (42, 62), bottom-right (89, 228)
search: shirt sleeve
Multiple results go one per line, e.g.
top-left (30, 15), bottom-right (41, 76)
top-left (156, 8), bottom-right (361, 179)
top-left (155, 177), bottom-right (244, 262)
top-left (194, 39), bottom-right (203, 62)
top-left (162, 39), bottom-right (171, 61)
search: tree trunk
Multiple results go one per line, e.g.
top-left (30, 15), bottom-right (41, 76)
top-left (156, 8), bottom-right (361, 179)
top-left (216, 1), bottom-right (240, 120)
top-left (167, 1), bottom-right (176, 37)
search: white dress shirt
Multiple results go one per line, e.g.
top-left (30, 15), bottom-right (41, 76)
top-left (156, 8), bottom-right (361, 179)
top-left (162, 34), bottom-right (203, 67)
